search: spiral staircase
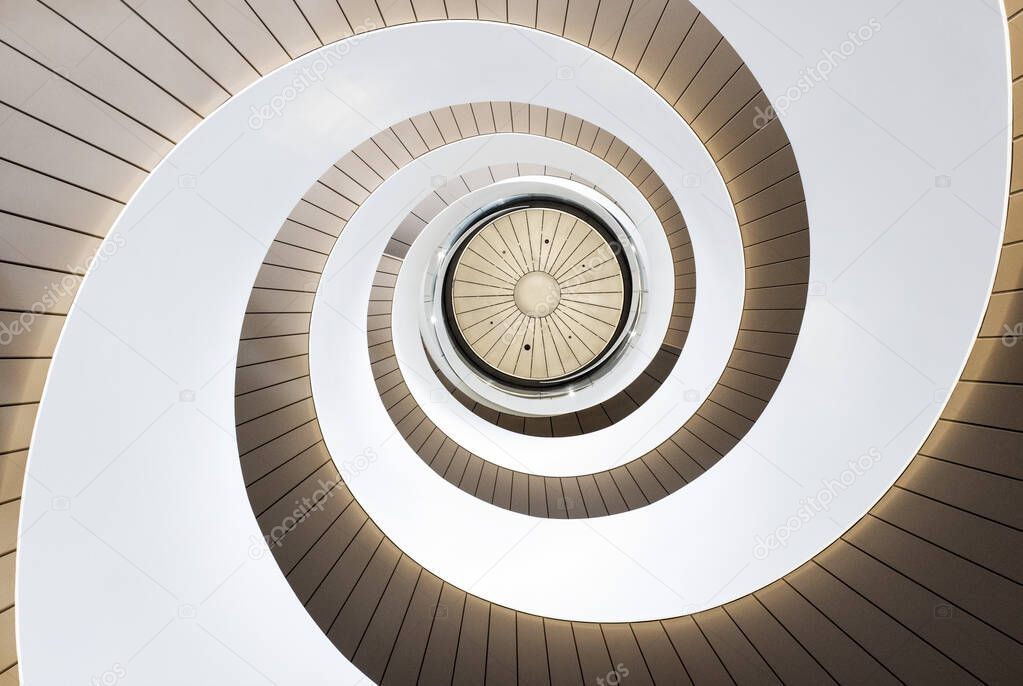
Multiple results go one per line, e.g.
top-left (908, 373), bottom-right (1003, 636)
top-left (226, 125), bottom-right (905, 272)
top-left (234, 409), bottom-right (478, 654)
top-left (0, 1), bottom-right (1020, 683)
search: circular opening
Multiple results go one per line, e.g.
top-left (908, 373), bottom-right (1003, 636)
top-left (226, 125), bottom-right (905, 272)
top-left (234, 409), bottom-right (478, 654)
top-left (441, 199), bottom-right (634, 388)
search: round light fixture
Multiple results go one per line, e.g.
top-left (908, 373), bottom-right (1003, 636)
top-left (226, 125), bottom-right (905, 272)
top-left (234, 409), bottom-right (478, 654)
top-left (441, 200), bottom-right (633, 388)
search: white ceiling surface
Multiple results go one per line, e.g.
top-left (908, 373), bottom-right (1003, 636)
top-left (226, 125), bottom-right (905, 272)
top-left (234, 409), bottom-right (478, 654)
top-left (18, 3), bottom-right (1008, 683)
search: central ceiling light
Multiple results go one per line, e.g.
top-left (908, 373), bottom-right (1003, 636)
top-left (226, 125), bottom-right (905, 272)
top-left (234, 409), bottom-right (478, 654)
top-left (512, 270), bottom-right (563, 317)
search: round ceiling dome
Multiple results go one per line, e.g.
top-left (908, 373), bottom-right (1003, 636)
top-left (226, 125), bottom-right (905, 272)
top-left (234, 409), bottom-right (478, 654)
top-left (442, 201), bottom-right (633, 388)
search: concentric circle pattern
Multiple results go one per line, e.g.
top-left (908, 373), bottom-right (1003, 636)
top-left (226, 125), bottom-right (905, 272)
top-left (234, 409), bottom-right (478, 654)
top-left (5, 2), bottom-right (1018, 685)
top-left (446, 205), bottom-right (630, 386)
top-left (339, 93), bottom-right (808, 516)
top-left (412, 138), bottom-right (691, 437)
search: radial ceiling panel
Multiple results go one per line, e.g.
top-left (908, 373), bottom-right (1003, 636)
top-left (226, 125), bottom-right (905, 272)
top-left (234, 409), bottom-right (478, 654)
top-left (447, 207), bottom-right (629, 385)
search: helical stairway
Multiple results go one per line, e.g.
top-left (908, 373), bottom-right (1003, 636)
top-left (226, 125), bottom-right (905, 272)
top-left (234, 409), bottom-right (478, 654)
top-left (0, 1), bottom-right (1020, 684)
